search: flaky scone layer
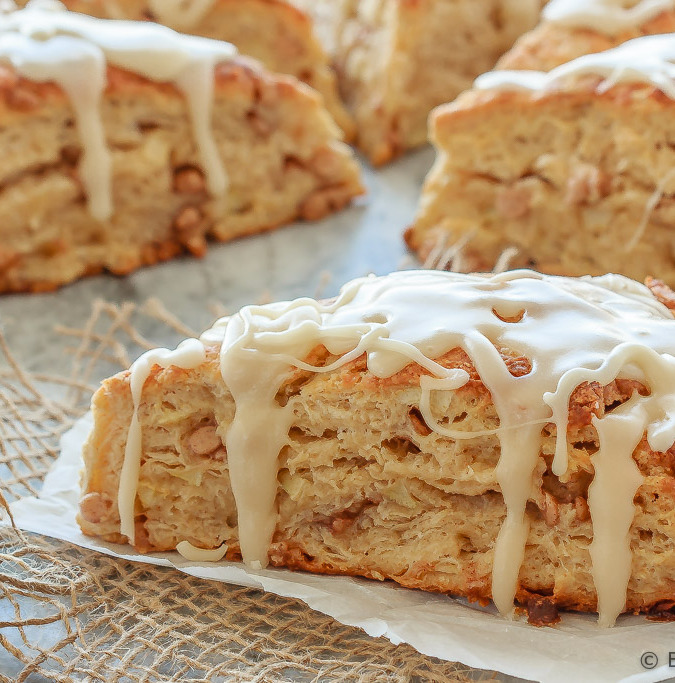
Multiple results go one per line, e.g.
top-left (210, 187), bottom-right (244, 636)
top-left (79, 339), bottom-right (675, 619)
top-left (408, 82), bottom-right (675, 284)
top-left (0, 58), bottom-right (363, 293)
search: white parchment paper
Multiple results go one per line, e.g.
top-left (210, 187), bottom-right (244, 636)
top-left (6, 414), bottom-right (675, 683)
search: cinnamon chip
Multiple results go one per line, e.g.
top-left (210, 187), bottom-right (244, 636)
top-left (526, 595), bottom-right (561, 626)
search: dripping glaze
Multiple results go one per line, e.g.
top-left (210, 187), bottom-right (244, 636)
top-left (544, 0), bottom-right (675, 35)
top-left (475, 33), bottom-right (675, 99)
top-left (118, 270), bottom-right (675, 626)
top-left (0, 0), bottom-right (237, 220)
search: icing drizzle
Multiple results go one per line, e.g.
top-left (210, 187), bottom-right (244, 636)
top-left (119, 270), bottom-right (675, 626)
top-left (544, 0), bottom-right (675, 36)
top-left (0, 0), bottom-right (236, 219)
top-left (475, 33), bottom-right (675, 100)
top-left (176, 540), bottom-right (228, 562)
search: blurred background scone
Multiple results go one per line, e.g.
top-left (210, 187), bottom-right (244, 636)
top-left (291, 0), bottom-right (547, 165)
top-left (407, 34), bottom-right (675, 284)
top-left (0, 2), bottom-right (363, 293)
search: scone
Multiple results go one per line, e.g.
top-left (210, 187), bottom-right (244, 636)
top-left (78, 268), bottom-right (675, 627)
top-left (0, 2), bottom-right (363, 293)
top-left (499, 0), bottom-right (675, 71)
top-left (407, 34), bottom-right (675, 284)
top-left (14, 0), bottom-right (355, 138)
top-left (289, 0), bottom-right (545, 165)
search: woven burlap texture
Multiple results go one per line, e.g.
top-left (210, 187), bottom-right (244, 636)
top-left (0, 299), bottom-right (494, 682)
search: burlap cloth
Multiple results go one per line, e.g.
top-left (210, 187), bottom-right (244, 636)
top-left (0, 298), bottom-right (497, 682)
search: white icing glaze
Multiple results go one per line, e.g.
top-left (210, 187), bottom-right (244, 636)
top-left (589, 399), bottom-right (646, 627)
top-left (0, 1), bottom-right (18, 14)
top-left (118, 269), bottom-right (675, 626)
top-left (475, 34), bottom-right (675, 100)
top-left (492, 424), bottom-right (543, 617)
top-left (147, 0), bottom-right (217, 31)
top-left (176, 540), bottom-right (228, 561)
top-left (0, 0), bottom-right (236, 219)
top-left (544, 0), bottom-right (675, 35)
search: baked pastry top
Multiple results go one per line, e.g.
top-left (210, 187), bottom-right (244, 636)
top-left (408, 34), bottom-right (675, 284)
top-left (499, 0), bottom-right (675, 71)
top-left (13, 0), bottom-right (355, 137)
top-left (0, 1), bottom-right (363, 292)
top-left (79, 269), bottom-right (675, 627)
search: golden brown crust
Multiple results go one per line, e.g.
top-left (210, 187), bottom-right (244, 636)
top-left (646, 277), bottom-right (675, 311)
top-left (430, 79), bottom-right (670, 134)
top-left (79, 298), bottom-right (675, 618)
top-left (0, 57), bottom-right (363, 293)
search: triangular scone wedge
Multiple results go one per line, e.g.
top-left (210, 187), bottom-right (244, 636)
top-left (0, 6), bottom-right (363, 293)
top-left (498, 0), bottom-right (675, 71)
top-left (289, 0), bottom-right (545, 165)
top-left (78, 269), bottom-right (675, 625)
top-left (407, 34), bottom-right (675, 284)
top-left (16, 0), bottom-right (355, 139)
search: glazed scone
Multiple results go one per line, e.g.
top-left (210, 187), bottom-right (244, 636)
top-left (499, 0), bottom-right (675, 71)
top-left (407, 34), bottom-right (675, 284)
top-left (0, 3), bottom-right (363, 293)
top-left (79, 269), bottom-right (675, 626)
top-left (14, 0), bottom-right (355, 138)
top-left (290, 0), bottom-right (545, 165)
